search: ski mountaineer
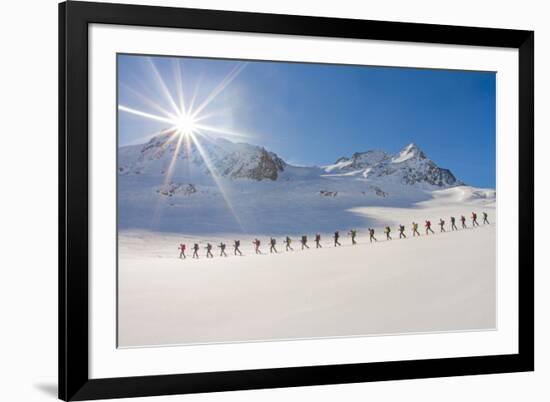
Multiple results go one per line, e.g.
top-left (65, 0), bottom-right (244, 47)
top-left (206, 243), bottom-right (214, 258)
top-left (192, 243), bottom-right (199, 259)
top-left (233, 240), bottom-right (242, 256)
top-left (315, 233), bottom-right (322, 248)
top-left (301, 235), bottom-right (310, 250)
top-left (483, 212), bottom-right (489, 224)
top-left (333, 231), bottom-right (341, 247)
top-left (218, 242), bottom-right (227, 257)
top-left (285, 236), bottom-right (293, 251)
top-left (270, 238), bottom-right (278, 254)
top-left (384, 226), bottom-right (392, 240)
top-left (472, 212), bottom-right (480, 227)
top-left (412, 222), bottom-right (420, 237)
top-left (398, 225), bottom-right (406, 239)
top-left (348, 229), bottom-right (358, 245)
top-left (368, 228), bottom-right (377, 243)
top-left (450, 216), bottom-right (458, 231)
top-left (178, 243), bottom-right (186, 259)
top-left (253, 239), bottom-right (261, 254)
top-left (425, 220), bottom-right (435, 235)
top-left (460, 215), bottom-right (467, 229)
top-left (439, 218), bottom-right (446, 232)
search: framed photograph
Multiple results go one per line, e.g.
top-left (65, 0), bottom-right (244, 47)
top-left (59, 1), bottom-right (534, 400)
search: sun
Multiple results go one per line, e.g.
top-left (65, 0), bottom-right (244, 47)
top-left (173, 112), bottom-right (196, 135)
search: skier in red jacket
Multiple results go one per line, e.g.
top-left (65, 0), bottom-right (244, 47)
top-left (178, 243), bottom-right (186, 259)
top-left (472, 212), bottom-right (480, 227)
top-left (425, 220), bottom-right (435, 235)
top-left (253, 239), bottom-right (262, 254)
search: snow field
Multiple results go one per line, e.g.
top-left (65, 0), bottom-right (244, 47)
top-left (118, 220), bottom-right (496, 347)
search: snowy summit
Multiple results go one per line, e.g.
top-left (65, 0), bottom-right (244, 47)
top-left (119, 134), bottom-right (460, 188)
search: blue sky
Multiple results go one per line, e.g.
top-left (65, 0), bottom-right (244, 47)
top-left (118, 54), bottom-right (496, 188)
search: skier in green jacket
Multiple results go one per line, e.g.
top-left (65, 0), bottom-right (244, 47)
top-left (285, 236), bottom-right (293, 251)
top-left (412, 222), bottom-right (420, 237)
top-left (384, 226), bottom-right (392, 240)
top-left (301, 235), bottom-right (310, 250)
top-left (348, 229), bottom-right (357, 245)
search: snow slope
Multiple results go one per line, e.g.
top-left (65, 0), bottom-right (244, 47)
top-left (118, 218), bottom-right (496, 347)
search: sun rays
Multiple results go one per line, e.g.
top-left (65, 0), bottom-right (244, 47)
top-left (118, 56), bottom-right (250, 232)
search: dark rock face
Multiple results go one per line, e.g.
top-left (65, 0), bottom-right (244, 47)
top-left (399, 161), bottom-right (459, 187)
top-left (222, 148), bottom-right (285, 181)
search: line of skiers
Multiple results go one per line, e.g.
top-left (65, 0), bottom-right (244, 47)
top-left (177, 211), bottom-right (489, 259)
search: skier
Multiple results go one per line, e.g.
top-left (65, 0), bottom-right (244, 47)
top-left (460, 215), bottom-right (467, 229)
top-left (450, 216), bottom-right (458, 231)
top-left (439, 218), bottom-right (446, 232)
top-left (301, 235), bottom-right (310, 250)
top-left (217, 242), bottom-right (227, 257)
top-left (348, 229), bottom-right (357, 245)
top-left (178, 243), bottom-right (186, 259)
top-left (206, 243), bottom-right (214, 258)
top-left (368, 228), bottom-right (377, 243)
top-left (333, 231), bottom-right (341, 247)
top-left (472, 212), bottom-right (480, 227)
top-left (270, 237), bottom-right (278, 254)
top-left (253, 238), bottom-right (261, 254)
top-left (482, 212), bottom-right (489, 224)
top-left (384, 226), bottom-right (392, 240)
top-left (192, 243), bottom-right (199, 259)
top-left (315, 233), bottom-right (322, 248)
top-left (398, 225), bottom-right (406, 239)
top-left (233, 240), bottom-right (242, 256)
top-left (425, 220), bottom-right (434, 235)
top-left (412, 222), bottom-right (420, 237)
top-left (285, 236), bottom-right (293, 251)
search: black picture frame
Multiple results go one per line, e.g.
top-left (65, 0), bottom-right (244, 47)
top-left (59, 1), bottom-right (534, 400)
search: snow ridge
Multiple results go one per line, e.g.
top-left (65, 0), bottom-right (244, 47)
top-left (119, 134), bottom-right (461, 188)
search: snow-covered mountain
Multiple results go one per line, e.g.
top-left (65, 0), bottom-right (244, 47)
top-left (119, 130), bottom-right (288, 181)
top-left (117, 133), bottom-right (490, 235)
top-left (119, 132), bottom-right (460, 188)
top-left (323, 143), bottom-right (460, 187)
